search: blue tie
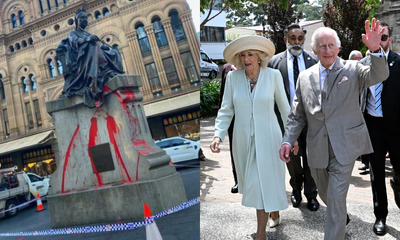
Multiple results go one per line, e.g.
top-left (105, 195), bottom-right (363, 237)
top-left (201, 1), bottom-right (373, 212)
top-left (375, 82), bottom-right (383, 116)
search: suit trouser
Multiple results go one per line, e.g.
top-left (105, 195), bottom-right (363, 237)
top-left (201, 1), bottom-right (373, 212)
top-left (365, 113), bottom-right (400, 219)
top-left (310, 140), bottom-right (354, 240)
top-left (227, 116), bottom-right (238, 184)
top-left (287, 130), bottom-right (318, 199)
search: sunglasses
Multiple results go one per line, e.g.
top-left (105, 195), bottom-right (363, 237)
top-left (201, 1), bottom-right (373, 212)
top-left (381, 34), bottom-right (389, 41)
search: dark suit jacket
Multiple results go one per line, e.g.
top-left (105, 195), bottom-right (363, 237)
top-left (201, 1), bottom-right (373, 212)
top-left (360, 50), bottom-right (400, 132)
top-left (268, 50), bottom-right (319, 133)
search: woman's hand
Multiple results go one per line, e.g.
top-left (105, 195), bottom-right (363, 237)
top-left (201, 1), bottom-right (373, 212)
top-left (210, 137), bottom-right (221, 153)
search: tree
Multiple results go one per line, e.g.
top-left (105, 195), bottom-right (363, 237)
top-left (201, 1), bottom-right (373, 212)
top-left (294, 0), bottom-right (326, 20)
top-left (264, 0), bottom-right (301, 53)
top-left (323, 0), bottom-right (376, 59)
top-left (200, 0), bottom-right (247, 29)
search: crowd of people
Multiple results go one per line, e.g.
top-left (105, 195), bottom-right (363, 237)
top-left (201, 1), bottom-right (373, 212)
top-left (209, 18), bottom-right (400, 240)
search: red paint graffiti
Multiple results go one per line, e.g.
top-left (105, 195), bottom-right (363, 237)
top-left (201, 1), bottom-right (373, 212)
top-left (62, 124), bottom-right (80, 194)
top-left (88, 117), bottom-right (103, 186)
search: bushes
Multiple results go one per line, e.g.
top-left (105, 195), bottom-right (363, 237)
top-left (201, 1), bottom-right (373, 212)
top-left (200, 79), bottom-right (221, 115)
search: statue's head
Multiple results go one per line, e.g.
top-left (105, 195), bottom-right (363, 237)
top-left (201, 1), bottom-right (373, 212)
top-left (75, 9), bottom-right (87, 29)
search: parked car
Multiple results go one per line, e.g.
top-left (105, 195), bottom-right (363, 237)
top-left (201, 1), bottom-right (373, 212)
top-left (25, 172), bottom-right (50, 198)
top-left (200, 48), bottom-right (219, 79)
top-left (155, 137), bottom-right (201, 163)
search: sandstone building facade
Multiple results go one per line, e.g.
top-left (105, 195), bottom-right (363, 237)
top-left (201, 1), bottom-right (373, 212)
top-left (0, 0), bottom-right (200, 176)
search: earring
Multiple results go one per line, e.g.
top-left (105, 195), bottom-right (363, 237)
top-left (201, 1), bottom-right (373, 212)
top-left (258, 59), bottom-right (261, 63)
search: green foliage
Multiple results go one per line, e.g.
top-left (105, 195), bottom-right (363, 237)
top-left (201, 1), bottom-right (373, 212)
top-left (200, 79), bottom-right (221, 114)
top-left (264, 0), bottom-right (300, 54)
top-left (294, 0), bottom-right (326, 20)
top-left (323, 0), bottom-right (374, 59)
top-left (226, 33), bottom-right (240, 41)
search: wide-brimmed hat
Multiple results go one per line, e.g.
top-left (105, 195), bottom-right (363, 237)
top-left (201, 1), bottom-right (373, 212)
top-left (223, 35), bottom-right (275, 65)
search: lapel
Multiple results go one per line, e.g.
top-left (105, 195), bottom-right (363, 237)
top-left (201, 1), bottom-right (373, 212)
top-left (385, 50), bottom-right (396, 87)
top-left (309, 64), bottom-right (322, 105)
top-left (278, 51), bottom-right (290, 97)
top-left (325, 57), bottom-right (344, 98)
top-left (303, 52), bottom-right (315, 68)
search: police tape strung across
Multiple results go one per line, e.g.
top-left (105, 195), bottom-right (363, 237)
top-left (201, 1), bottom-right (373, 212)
top-left (0, 196), bottom-right (200, 237)
top-left (0, 198), bottom-right (37, 215)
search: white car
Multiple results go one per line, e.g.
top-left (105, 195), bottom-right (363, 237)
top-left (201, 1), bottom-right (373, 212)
top-left (155, 137), bottom-right (201, 163)
top-left (24, 172), bottom-right (50, 197)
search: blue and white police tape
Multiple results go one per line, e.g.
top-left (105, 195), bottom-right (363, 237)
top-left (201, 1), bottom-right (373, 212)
top-left (0, 198), bottom-right (37, 215)
top-left (0, 196), bottom-right (200, 237)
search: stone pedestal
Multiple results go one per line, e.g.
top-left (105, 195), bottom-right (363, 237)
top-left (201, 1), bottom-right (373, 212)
top-left (46, 75), bottom-right (187, 228)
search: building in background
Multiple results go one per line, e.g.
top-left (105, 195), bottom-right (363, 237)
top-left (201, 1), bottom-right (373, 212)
top-left (199, 0), bottom-right (227, 60)
top-left (0, 0), bottom-right (200, 176)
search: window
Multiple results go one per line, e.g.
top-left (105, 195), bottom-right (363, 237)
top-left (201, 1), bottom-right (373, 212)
top-left (162, 57), bottom-right (180, 87)
top-left (3, 109), bottom-right (9, 138)
top-left (152, 17), bottom-right (168, 47)
top-left (9, 46), bottom-right (14, 53)
top-left (29, 74), bottom-right (36, 90)
top-left (22, 77), bottom-right (29, 93)
top-left (180, 52), bottom-right (199, 83)
top-left (57, 59), bottom-right (63, 74)
top-left (22, 40), bottom-right (27, 48)
top-left (145, 63), bottom-right (162, 95)
top-left (28, 38), bottom-right (33, 45)
top-left (63, 0), bottom-right (67, 4)
top-left (200, 27), bottom-right (225, 42)
top-left (0, 75), bottom-right (5, 100)
top-left (95, 11), bottom-right (102, 19)
top-left (38, 0), bottom-right (44, 13)
top-left (33, 100), bottom-right (42, 127)
top-left (103, 8), bottom-right (110, 16)
top-left (54, 0), bottom-right (59, 7)
top-left (46, 0), bottom-right (51, 11)
top-left (15, 43), bottom-right (21, 50)
top-left (18, 11), bottom-right (25, 25)
top-left (11, 14), bottom-right (17, 28)
top-left (169, 11), bottom-right (186, 41)
top-left (25, 102), bottom-right (34, 129)
top-left (136, 23), bottom-right (151, 53)
top-left (47, 59), bottom-right (56, 77)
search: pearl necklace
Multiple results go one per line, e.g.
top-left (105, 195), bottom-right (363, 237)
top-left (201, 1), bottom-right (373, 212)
top-left (246, 69), bottom-right (260, 87)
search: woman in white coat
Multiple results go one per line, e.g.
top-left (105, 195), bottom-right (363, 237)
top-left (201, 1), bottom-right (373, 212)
top-left (210, 35), bottom-right (290, 240)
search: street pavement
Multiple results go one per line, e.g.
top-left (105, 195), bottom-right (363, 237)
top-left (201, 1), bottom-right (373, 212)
top-left (200, 116), bottom-right (400, 239)
top-left (0, 166), bottom-right (200, 240)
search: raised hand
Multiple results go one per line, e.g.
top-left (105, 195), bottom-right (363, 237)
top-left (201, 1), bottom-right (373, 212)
top-left (362, 18), bottom-right (385, 52)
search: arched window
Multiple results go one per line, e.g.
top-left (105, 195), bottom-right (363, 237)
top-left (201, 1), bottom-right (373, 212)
top-left (169, 10), bottom-right (186, 41)
top-left (29, 74), bottom-right (36, 90)
top-left (95, 11), bottom-right (102, 19)
top-left (47, 59), bottom-right (56, 78)
top-left (0, 75), bottom-right (5, 100)
top-left (11, 14), bottom-right (17, 28)
top-left (28, 38), bottom-right (33, 45)
top-left (135, 23), bottom-right (150, 53)
top-left (152, 17), bottom-right (168, 47)
top-left (103, 8), bottom-right (110, 16)
top-left (54, 0), bottom-right (59, 8)
top-left (38, 0), bottom-right (44, 13)
top-left (18, 11), bottom-right (25, 25)
top-left (22, 77), bottom-right (29, 93)
top-left (9, 46), bottom-right (14, 53)
top-left (56, 59), bottom-right (63, 74)
top-left (22, 40), bottom-right (27, 48)
top-left (15, 43), bottom-right (21, 50)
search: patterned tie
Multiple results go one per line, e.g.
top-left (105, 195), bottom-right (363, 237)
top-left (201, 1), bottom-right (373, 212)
top-left (375, 82), bottom-right (383, 116)
top-left (321, 68), bottom-right (330, 114)
top-left (293, 56), bottom-right (299, 86)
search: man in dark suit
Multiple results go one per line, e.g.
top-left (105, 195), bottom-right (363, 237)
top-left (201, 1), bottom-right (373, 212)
top-left (218, 63), bottom-right (238, 193)
top-left (268, 23), bottom-right (320, 211)
top-left (359, 22), bottom-right (400, 236)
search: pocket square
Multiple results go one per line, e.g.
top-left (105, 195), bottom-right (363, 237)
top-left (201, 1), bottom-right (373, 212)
top-left (338, 76), bottom-right (349, 84)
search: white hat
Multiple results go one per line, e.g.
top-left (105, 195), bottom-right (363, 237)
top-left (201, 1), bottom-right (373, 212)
top-left (223, 35), bottom-right (275, 65)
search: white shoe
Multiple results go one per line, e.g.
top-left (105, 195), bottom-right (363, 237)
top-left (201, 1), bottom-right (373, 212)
top-left (269, 215), bottom-right (280, 228)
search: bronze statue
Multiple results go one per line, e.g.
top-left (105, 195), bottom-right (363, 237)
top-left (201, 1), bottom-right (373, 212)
top-left (57, 9), bottom-right (124, 107)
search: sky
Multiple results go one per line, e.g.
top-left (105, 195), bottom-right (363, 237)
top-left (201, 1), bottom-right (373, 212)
top-left (187, 0), bottom-right (200, 32)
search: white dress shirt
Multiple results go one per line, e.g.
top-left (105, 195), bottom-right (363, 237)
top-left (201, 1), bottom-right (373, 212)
top-left (287, 50), bottom-right (306, 106)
